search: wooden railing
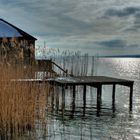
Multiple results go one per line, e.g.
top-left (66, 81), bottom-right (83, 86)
top-left (51, 61), bottom-right (68, 76)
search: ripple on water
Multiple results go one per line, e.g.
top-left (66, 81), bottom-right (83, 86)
top-left (44, 58), bottom-right (140, 140)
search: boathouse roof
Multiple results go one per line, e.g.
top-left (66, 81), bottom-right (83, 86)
top-left (0, 19), bottom-right (37, 40)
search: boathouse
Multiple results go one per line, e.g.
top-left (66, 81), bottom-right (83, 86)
top-left (0, 18), bottom-right (37, 64)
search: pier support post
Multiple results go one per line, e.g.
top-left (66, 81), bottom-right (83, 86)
top-left (112, 84), bottom-right (116, 112)
top-left (71, 85), bottom-right (76, 117)
top-left (83, 85), bottom-right (87, 115)
top-left (62, 86), bottom-right (65, 115)
top-left (73, 85), bottom-right (76, 104)
top-left (83, 85), bottom-right (87, 107)
top-left (97, 85), bottom-right (102, 115)
top-left (129, 83), bottom-right (133, 111)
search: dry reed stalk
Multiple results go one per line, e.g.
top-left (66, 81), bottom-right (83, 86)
top-left (0, 65), bottom-right (48, 139)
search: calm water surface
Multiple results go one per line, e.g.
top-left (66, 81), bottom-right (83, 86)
top-left (42, 58), bottom-right (140, 140)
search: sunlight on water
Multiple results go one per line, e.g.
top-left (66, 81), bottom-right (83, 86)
top-left (104, 58), bottom-right (140, 80)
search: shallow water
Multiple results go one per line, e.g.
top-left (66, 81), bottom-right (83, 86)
top-left (40, 58), bottom-right (140, 140)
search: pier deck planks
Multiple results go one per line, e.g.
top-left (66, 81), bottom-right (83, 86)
top-left (11, 76), bottom-right (134, 113)
top-left (48, 76), bottom-right (134, 112)
top-left (50, 76), bottom-right (133, 87)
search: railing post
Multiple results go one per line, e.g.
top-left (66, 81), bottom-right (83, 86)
top-left (66, 69), bottom-right (68, 77)
top-left (51, 61), bottom-right (69, 76)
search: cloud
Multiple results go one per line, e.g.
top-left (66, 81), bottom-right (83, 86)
top-left (7, 1), bottom-right (94, 37)
top-left (104, 6), bottom-right (140, 17)
top-left (0, 0), bottom-right (122, 39)
top-left (0, 0), bottom-right (140, 56)
top-left (102, 4), bottom-right (140, 44)
top-left (129, 44), bottom-right (139, 48)
top-left (96, 39), bottom-right (127, 48)
top-left (96, 38), bottom-right (140, 52)
top-left (118, 7), bottom-right (140, 32)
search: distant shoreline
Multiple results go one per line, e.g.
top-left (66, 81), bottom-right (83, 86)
top-left (99, 54), bottom-right (140, 58)
top-left (35, 54), bottom-right (140, 60)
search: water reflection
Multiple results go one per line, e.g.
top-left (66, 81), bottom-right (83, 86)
top-left (99, 58), bottom-right (140, 80)
top-left (46, 86), bottom-right (132, 139)
top-left (43, 58), bottom-right (140, 140)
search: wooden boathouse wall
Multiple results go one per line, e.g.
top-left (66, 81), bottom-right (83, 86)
top-left (0, 19), bottom-right (37, 65)
top-left (0, 38), bottom-right (35, 65)
top-left (37, 60), bottom-right (53, 71)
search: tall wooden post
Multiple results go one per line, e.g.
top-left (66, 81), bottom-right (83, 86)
top-left (112, 84), bottom-right (116, 112)
top-left (73, 85), bottom-right (76, 103)
top-left (83, 85), bottom-right (87, 115)
top-left (97, 85), bottom-right (102, 116)
top-left (129, 83), bottom-right (133, 111)
top-left (62, 86), bottom-right (65, 115)
top-left (83, 85), bottom-right (87, 107)
top-left (71, 85), bottom-right (76, 117)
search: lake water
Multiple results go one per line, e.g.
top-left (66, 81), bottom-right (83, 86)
top-left (39, 58), bottom-right (140, 140)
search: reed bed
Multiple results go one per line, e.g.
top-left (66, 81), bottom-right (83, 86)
top-left (36, 46), bottom-right (96, 76)
top-left (0, 65), bottom-right (48, 140)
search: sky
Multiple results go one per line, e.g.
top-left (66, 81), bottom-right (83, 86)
top-left (1, 0), bottom-right (140, 56)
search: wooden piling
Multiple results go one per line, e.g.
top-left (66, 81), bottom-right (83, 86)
top-left (72, 85), bottom-right (76, 109)
top-left (62, 86), bottom-right (65, 115)
top-left (71, 85), bottom-right (76, 117)
top-left (129, 84), bottom-right (133, 111)
top-left (83, 85), bottom-right (87, 107)
top-left (97, 85), bottom-right (102, 111)
top-left (112, 84), bottom-right (116, 112)
top-left (112, 84), bottom-right (116, 104)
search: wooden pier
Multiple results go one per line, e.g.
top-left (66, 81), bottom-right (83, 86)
top-left (12, 76), bottom-right (134, 114)
top-left (47, 76), bottom-right (134, 113)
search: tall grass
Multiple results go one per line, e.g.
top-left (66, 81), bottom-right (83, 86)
top-left (0, 65), bottom-right (48, 139)
top-left (36, 46), bottom-right (96, 76)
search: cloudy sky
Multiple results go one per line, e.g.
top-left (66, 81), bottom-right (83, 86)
top-left (1, 0), bottom-right (140, 56)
